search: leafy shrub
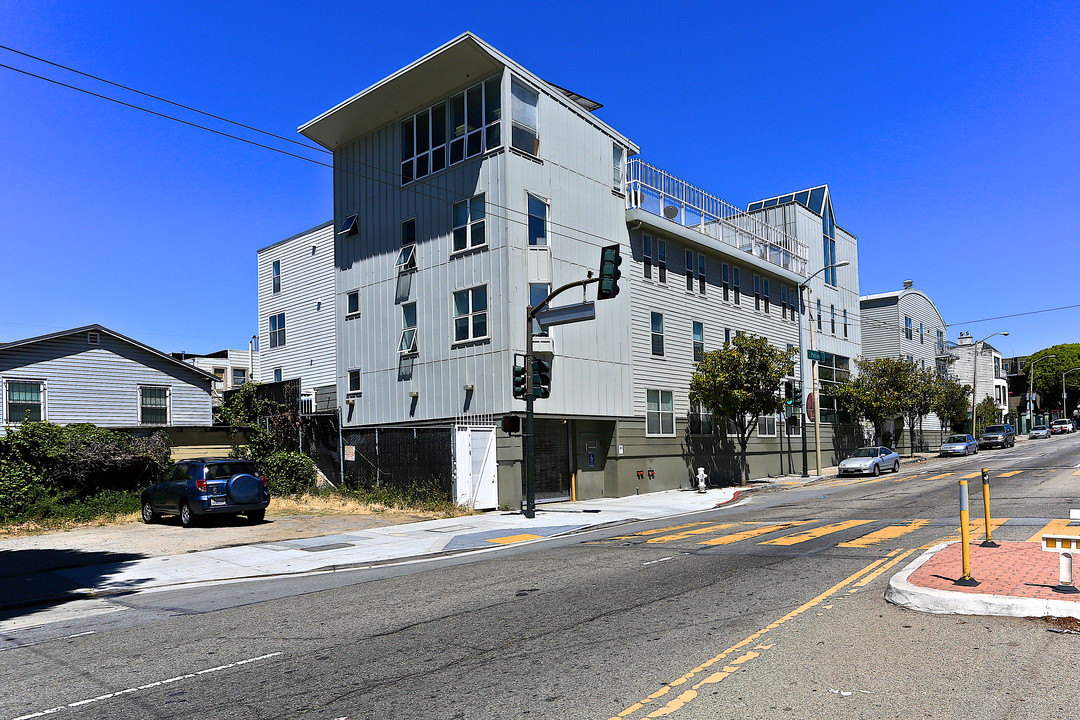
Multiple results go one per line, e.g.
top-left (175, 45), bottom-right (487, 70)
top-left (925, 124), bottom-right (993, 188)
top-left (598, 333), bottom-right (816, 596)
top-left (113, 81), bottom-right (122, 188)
top-left (0, 459), bottom-right (41, 520)
top-left (261, 451), bottom-right (317, 496)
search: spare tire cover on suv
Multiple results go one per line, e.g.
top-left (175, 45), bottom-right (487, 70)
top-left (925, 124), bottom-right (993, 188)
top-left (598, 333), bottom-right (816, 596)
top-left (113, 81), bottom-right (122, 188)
top-left (226, 474), bottom-right (262, 504)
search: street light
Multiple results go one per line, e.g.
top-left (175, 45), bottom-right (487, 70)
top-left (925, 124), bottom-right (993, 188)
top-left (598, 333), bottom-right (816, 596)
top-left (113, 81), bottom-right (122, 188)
top-left (1062, 366), bottom-right (1080, 427)
top-left (970, 331), bottom-right (1008, 438)
top-left (797, 259), bottom-right (849, 477)
top-left (1025, 353), bottom-right (1056, 432)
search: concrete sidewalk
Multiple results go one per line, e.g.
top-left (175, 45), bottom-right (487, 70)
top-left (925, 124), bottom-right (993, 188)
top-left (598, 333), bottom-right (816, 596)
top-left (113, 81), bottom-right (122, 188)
top-left (887, 540), bottom-right (1080, 619)
top-left (1, 486), bottom-right (758, 612)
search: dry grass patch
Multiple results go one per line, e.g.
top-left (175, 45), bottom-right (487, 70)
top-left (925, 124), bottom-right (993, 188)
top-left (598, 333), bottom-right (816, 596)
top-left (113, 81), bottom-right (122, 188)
top-left (267, 493), bottom-right (477, 520)
top-left (0, 512), bottom-right (142, 539)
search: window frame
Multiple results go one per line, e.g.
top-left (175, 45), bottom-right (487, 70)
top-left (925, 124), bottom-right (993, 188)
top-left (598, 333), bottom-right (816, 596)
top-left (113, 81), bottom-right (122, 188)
top-left (138, 385), bottom-right (169, 426)
top-left (272, 260), bottom-right (281, 294)
top-left (904, 316), bottom-right (913, 340)
top-left (346, 290), bottom-right (360, 317)
top-left (697, 254), bottom-right (706, 295)
top-left (685, 250), bottom-right (695, 292)
top-left (692, 321), bottom-right (704, 363)
top-left (646, 388), bottom-right (675, 437)
top-left (452, 194), bottom-right (487, 253)
top-left (754, 274), bottom-right (761, 311)
top-left (722, 263), bottom-right (730, 301)
top-left (763, 278), bottom-right (770, 314)
top-left (643, 234), bottom-right (653, 280)
top-left (399, 302), bottom-right (418, 355)
top-left (268, 313), bottom-right (286, 348)
top-left (651, 312), bottom-right (664, 357)
top-left (527, 193), bottom-right (548, 246)
top-left (453, 285), bottom-right (489, 344)
top-left (3, 378), bottom-right (45, 424)
top-left (732, 267), bottom-right (740, 305)
top-left (347, 369), bottom-right (362, 395)
top-left (757, 413), bottom-right (778, 438)
top-left (231, 368), bottom-right (247, 387)
top-left (510, 77), bottom-right (540, 156)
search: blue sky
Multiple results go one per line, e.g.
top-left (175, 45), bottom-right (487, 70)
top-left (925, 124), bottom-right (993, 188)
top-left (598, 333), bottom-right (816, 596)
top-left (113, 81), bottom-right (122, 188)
top-left (2, 0), bottom-right (1077, 358)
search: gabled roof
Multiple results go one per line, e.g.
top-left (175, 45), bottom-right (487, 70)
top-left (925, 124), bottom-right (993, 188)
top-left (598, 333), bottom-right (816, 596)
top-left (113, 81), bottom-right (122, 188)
top-left (0, 324), bottom-right (218, 382)
top-left (298, 32), bottom-right (637, 153)
top-left (860, 286), bottom-right (948, 330)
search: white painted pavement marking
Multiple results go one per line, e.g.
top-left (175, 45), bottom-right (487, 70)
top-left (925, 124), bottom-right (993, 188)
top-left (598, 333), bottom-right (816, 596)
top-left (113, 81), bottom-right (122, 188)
top-left (0, 599), bottom-right (125, 633)
top-left (8, 651), bottom-right (283, 720)
top-left (642, 556), bottom-right (675, 566)
top-left (0, 631), bottom-right (95, 652)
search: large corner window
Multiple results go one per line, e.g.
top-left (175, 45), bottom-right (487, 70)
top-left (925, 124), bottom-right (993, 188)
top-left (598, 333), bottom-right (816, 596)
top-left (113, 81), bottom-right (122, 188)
top-left (453, 194), bottom-right (486, 252)
top-left (399, 302), bottom-right (418, 355)
top-left (527, 194), bottom-right (548, 246)
top-left (401, 75), bottom-right (501, 185)
top-left (453, 286), bottom-right (488, 342)
top-left (5, 380), bottom-right (44, 423)
top-left (272, 260), bottom-right (281, 294)
top-left (646, 389), bottom-right (675, 436)
top-left (139, 386), bottom-right (168, 425)
top-left (269, 313), bottom-right (286, 348)
top-left (510, 78), bottom-right (539, 156)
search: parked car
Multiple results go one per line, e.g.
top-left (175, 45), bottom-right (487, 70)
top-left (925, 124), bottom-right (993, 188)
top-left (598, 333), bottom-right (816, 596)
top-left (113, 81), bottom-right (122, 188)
top-left (141, 458), bottom-right (270, 528)
top-left (1051, 419), bottom-right (1075, 434)
top-left (838, 447), bottom-right (900, 476)
top-left (939, 434), bottom-right (979, 456)
top-left (978, 424), bottom-right (1016, 449)
top-left (1029, 425), bottom-right (1052, 439)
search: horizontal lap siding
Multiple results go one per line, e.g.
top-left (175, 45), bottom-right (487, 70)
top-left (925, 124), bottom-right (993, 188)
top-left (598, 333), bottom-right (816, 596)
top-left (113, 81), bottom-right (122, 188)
top-left (0, 334), bottom-right (211, 427)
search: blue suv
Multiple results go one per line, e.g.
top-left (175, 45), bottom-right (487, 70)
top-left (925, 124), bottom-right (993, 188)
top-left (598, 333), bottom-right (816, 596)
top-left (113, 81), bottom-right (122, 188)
top-left (141, 458), bottom-right (270, 528)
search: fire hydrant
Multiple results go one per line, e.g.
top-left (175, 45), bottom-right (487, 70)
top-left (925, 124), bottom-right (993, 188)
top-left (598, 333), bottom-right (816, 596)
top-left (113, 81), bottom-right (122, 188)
top-left (696, 467), bottom-right (708, 493)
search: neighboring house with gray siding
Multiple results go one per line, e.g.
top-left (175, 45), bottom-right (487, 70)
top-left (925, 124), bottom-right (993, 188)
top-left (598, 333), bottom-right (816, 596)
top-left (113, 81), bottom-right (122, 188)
top-left (172, 348), bottom-right (260, 408)
top-left (0, 325), bottom-right (214, 432)
top-left (297, 33), bottom-right (862, 506)
top-left (257, 221), bottom-right (337, 410)
top-left (859, 280), bottom-right (950, 447)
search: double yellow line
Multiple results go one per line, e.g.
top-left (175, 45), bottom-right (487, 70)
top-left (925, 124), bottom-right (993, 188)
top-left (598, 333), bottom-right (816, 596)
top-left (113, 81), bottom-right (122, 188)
top-left (607, 549), bottom-right (918, 720)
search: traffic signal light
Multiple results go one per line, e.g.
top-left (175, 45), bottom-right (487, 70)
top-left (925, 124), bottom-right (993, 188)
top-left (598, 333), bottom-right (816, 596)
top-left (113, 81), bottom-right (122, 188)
top-left (532, 358), bottom-right (551, 399)
top-left (597, 244), bottom-right (622, 300)
top-left (513, 362), bottom-right (528, 399)
top-left (501, 415), bottom-right (521, 434)
top-left (784, 381), bottom-right (795, 405)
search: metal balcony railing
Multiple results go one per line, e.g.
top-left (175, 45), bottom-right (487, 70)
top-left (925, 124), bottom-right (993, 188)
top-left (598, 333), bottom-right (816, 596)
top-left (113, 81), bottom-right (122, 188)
top-left (626, 159), bottom-right (808, 276)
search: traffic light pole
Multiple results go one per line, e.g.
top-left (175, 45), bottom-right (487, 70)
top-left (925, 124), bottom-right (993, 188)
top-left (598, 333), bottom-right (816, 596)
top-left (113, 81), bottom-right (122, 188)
top-left (521, 276), bottom-right (600, 519)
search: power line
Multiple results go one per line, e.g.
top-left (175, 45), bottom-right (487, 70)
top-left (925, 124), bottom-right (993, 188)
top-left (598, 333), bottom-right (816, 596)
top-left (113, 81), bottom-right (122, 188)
top-left (947, 304), bottom-right (1080, 327)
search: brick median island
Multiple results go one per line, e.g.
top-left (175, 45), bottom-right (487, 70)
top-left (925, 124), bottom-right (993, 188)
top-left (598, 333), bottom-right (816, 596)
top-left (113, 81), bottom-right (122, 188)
top-left (908, 541), bottom-right (1080, 602)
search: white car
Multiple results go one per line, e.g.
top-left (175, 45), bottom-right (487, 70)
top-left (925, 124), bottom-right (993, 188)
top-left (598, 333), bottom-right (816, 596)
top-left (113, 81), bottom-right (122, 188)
top-left (838, 447), bottom-right (900, 476)
top-left (1051, 419), bottom-right (1075, 434)
top-left (1029, 425), bottom-right (1051, 439)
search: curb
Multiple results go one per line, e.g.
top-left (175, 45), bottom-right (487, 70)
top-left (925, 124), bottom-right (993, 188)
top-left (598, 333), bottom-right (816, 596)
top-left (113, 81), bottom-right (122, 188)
top-left (885, 542), bottom-right (1080, 619)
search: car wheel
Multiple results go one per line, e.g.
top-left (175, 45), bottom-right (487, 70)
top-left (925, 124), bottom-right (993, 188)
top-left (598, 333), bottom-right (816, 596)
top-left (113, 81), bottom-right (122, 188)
top-left (974, 446), bottom-right (978, 454)
top-left (247, 509), bottom-right (266, 524)
top-left (180, 501), bottom-right (196, 528)
top-left (872, 463), bottom-right (880, 477)
top-left (141, 499), bottom-right (158, 524)
top-left (893, 460), bottom-right (900, 473)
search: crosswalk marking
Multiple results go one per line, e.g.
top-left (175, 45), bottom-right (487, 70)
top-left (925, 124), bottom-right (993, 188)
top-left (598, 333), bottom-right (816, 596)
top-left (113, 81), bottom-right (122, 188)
top-left (759, 520), bottom-right (875, 546)
top-left (920, 473), bottom-right (954, 481)
top-left (998, 470), bottom-right (1023, 478)
top-left (922, 518), bottom-right (1009, 548)
top-left (697, 522), bottom-right (811, 546)
top-left (960, 472), bottom-right (983, 479)
top-left (1073, 469), bottom-right (1080, 476)
top-left (838, 519), bottom-right (930, 548)
top-left (612, 521), bottom-right (716, 539)
top-left (646, 523), bottom-right (745, 544)
top-left (1028, 518), bottom-right (1074, 542)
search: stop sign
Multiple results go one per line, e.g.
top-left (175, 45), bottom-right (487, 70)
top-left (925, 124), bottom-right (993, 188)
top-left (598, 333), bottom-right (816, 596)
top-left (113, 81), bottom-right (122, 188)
top-left (805, 391), bottom-right (815, 422)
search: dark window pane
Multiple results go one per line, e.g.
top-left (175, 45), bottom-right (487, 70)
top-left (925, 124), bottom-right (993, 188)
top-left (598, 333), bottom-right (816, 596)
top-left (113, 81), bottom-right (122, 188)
top-left (453, 227), bottom-right (467, 252)
top-left (401, 160), bottom-right (413, 185)
top-left (431, 146), bottom-right (446, 172)
top-left (401, 219), bottom-right (415, 245)
top-left (486, 122), bottom-right (500, 149)
top-left (415, 153), bottom-right (429, 178)
top-left (451, 93), bottom-right (466, 138)
top-left (512, 125), bottom-right (536, 154)
top-left (415, 111), bottom-right (430, 153)
top-left (472, 313), bottom-right (487, 338)
top-left (449, 138), bottom-right (464, 164)
top-left (466, 131), bottom-right (481, 157)
top-left (467, 85), bottom-right (483, 133)
top-left (455, 317), bottom-right (469, 342)
top-left (430, 102), bottom-right (446, 148)
top-left (400, 118), bottom-right (414, 158)
top-left (485, 76), bottom-right (501, 124)
top-left (472, 220), bottom-right (485, 247)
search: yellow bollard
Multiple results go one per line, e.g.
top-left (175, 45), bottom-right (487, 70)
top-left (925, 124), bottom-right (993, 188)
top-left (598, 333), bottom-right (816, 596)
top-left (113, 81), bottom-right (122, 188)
top-left (956, 479), bottom-right (979, 586)
top-left (980, 468), bottom-right (999, 548)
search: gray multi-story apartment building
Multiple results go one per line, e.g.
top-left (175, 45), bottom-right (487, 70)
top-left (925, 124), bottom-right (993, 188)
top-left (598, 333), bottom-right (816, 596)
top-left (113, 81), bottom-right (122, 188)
top-left (296, 33), bottom-right (863, 506)
top-left (257, 221), bottom-right (337, 411)
top-left (859, 279), bottom-right (949, 445)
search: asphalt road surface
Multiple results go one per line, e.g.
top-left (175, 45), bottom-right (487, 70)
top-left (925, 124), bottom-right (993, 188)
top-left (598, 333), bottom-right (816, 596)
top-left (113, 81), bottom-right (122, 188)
top-left (3, 434), bottom-right (1079, 720)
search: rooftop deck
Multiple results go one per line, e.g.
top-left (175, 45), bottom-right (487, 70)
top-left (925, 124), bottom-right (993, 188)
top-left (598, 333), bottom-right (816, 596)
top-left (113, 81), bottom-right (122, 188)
top-left (626, 159), bottom-right (808, 276)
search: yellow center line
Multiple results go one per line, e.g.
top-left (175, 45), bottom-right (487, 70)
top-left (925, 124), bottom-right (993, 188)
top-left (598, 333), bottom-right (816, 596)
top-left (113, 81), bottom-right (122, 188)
top-left (838, 519), bottom-right (929, 548)
top-left (697, 521), bottom-right (811, 546)
top-left (998, 470), bottom-right (1023, 477)
top-left (1029, 518), bottom-right (1073, 542)
top-left (646, 523), bottom-right (745, 544)
top-left (853, 548), bottom-right (919, 586)
top-left (607, 555), bottom-right (897, 720)
top-left (921, 473), bottom-right (955, 481)
top-left (759, 519), bottom-right (875, 546)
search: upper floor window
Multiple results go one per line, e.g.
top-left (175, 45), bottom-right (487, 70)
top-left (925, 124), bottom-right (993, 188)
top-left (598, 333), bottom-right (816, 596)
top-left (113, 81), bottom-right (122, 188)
top-left (401, 75), bottom-right (501, 185)
top-left (232, 368), bottom-right (247, 386)
top-left (510, 78), bottom-right (539, 156)
top-left (139, 387), bottom-right (168, 425)
top-left (781, 286), bottom-right (788, 320)
top-left (646, 389), bottom-right (675, 436)
top-left (453, 286), bottom-right (488, 342)
top-left (651, 312), bottom-right (664, 356)
top-left (346, 290), bottom-right (360, 317)
top-left (685, 251), bottom-right (695, 292)
top-left (527, 194), bottom-right (548, 246)
top-left (732, 267), bottom-right (741, 305)
top-left (401, 218), bottom-right (416, 246)
top-left (937, 329), bottom-right (945, 354)
top-left (453, 194), bottom-right (486, 252)
top-left (643, 235), bottom-right (653, 279)
top-left (692, 321), bottom-right (704, 363)
top-left (722, 263), bottom-right (730, 301)
top-left (612, 144), bottom-right (624, 188)
top-left (830, 304), bottom-right (836, 334)
top-left (272, 260), bottom-right (281, 294)
top-left (530, 283), bottom-right (550, 336)
top-left (656, 240), bottom-right (667, 283)
top-left (763, 278), bottom-right (771, 314)
top-left (269, 313), bottom-right (286, 348)
top-left (5, 380), bottom-right (44, 423)
top-left (338, 213), bottom-right (358, 237)
top-left (348, 369), bottom-right (361, 394)
top-left (400, 302), bottom-right (418, 355)
top-left (395, 219), bottom-right (417, 271)
top-left (919, 322), bottom-right (924, 344)
top-left (273, 368), bottom-right (282, 383)
top-left (697, 254), bottom-right (706, 295)
top-left (843, 309), bottom-right (849, 338)
top-left (754, 274), bottom-right (762, 311)
top-left (904, 316), bottom-right (913, 340)
top-left (212, 367), bottom-right (226, 389)
top-left (816, 299), bottom-right (822, 331)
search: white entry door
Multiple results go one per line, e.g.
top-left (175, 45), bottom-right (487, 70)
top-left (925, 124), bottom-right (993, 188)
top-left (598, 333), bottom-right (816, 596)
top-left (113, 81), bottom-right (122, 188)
top-left (454, 425), bottom-right (498, 510)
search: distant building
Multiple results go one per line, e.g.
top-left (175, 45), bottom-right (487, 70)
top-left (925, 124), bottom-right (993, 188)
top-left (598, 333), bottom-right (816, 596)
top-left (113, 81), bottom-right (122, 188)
top-left (172, 348), bottom-right (260, 407)
top-left (949, 332), bottom-right (1008, 427)
top-left (257, 221), bottom-right (336, 412)
top-left (0, 324), bottom-right (214, 433)
top-left (859, 279), bottom-right (949, 447)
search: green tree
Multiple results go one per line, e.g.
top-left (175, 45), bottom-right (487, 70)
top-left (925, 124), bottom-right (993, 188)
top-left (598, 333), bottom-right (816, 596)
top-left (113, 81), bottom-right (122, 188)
top-left (975, 396), bottom-right (999, 436)
top-left (898, 363), bottom-right (938, 456)
top-left (928, 375), bottom-right (972, 443)
top-left (688, 334), bottom-right (794, 486)
top-left (832, 357), bottom-right (907, 445)
top-left (1024, 344), bottom-right (1080, 415)
top-left (219, 382), bottom-right (281, 462)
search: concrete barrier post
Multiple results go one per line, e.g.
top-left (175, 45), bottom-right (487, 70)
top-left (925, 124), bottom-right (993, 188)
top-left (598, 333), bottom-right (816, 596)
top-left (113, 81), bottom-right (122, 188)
top-left (955, 479), bottom-right (979, 586)
top-left (980, 468), bottom-right (998, 548)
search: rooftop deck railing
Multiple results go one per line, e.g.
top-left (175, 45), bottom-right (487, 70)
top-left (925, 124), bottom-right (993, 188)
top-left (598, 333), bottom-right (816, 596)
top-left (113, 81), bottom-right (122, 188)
top-left (626, 159), bottom-right (808, 276)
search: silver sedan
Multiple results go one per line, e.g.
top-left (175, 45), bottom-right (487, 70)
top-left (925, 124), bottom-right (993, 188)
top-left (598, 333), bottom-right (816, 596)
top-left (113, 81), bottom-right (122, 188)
top-left (939, 434), bottom-right (979, 456)
top-left (838, 446), bottom-right (900, 476)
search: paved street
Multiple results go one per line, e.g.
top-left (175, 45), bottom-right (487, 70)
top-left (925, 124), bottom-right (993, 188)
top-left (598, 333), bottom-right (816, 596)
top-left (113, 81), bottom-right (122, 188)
top-left (2, 434), bottom-right (1079, 719)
